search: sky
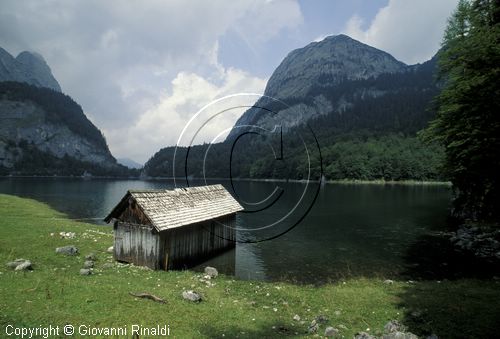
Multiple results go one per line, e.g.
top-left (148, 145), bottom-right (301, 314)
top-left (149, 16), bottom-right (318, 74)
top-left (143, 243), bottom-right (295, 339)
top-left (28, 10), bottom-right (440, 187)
top-left (0, 0), bottom-right (459, 163)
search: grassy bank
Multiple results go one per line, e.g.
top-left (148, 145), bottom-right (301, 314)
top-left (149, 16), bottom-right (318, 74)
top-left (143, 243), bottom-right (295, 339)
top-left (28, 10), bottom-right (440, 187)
top-left (0, 194), bottom-right (498, 338)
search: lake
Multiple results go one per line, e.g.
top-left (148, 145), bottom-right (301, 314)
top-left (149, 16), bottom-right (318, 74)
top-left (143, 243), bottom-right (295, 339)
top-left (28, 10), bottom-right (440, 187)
top-left (0, 177), bottom-right (452, 283)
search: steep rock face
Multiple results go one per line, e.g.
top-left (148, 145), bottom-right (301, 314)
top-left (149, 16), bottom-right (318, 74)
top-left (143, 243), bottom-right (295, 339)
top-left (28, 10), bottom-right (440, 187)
top-left (0, 47), bottom-right (61, 92)
top-left (228, 35), bottom-right (408, 138)
top-left (265, 34), bottom-right (406, 99)
top-left (0, 99), bottom-right (114, 168)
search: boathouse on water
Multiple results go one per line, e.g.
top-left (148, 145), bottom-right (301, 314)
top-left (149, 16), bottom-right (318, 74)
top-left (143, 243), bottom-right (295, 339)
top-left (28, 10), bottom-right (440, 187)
top-left (104, 184), bottom-right (243, 270)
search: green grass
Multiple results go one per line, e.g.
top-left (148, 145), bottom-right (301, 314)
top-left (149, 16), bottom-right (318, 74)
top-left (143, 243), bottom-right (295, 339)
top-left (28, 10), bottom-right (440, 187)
top-left (0, 194), bottom-right (498, 338)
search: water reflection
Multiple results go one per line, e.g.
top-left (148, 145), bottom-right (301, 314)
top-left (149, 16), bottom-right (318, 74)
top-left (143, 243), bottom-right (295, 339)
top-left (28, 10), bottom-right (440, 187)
top-left (0, 178), bottom-right (452, 283)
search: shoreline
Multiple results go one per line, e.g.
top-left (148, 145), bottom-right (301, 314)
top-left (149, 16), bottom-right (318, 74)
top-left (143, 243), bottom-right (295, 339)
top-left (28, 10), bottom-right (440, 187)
top-left (0, 175), bottom-right (451, 186)
top-left (0, 193), bottom-right (498, 339)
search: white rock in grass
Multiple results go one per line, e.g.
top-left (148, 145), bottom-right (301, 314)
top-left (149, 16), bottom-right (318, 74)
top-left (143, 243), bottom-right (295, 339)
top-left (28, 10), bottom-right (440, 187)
top-left (6, 259), bottom-right (28, 269)
top-left (14, 260), bottom-right (33, 271)
top-left (55, 245), bottom-right (79, 256)
top-left (354, 332), bottom-right (376, 339)
top-left (384, 320), bottom-right (406, 333)
top-left (80, 268), bottom-right (92, 276)
top-left (59, 232), bottom-right (76, 239)
top-left (324, 326), bottom-right (339, 337)
top-left (204, 266), bottom-right (218, 278)
top-left (182, 290), bottom-right (202, 302)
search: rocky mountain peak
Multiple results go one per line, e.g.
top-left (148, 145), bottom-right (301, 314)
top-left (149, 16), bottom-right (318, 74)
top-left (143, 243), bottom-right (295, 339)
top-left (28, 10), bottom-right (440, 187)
top-left (264, 34), bottom-right (407, 100)
top-left (0, 47), bottom-right (61, 92)
top-left (227, 35), bottom-right (410, 139)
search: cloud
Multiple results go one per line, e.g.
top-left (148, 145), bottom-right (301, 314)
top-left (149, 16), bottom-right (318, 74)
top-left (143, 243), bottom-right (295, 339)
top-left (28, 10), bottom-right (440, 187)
top-left (343, 0), bottom-right (459, 64)
top-left (0, 0), bottom-right (302, 162)
top-left (102, 61), bottom-right (268, 162)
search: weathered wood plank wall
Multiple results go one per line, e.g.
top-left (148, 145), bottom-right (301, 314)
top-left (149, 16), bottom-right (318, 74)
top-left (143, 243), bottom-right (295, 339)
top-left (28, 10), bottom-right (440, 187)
top-left (114, 222), bottom-right (160, 269)
top-left (160, 214), bottom-right (236, 269)
top-left (114, 212), bottom-right (237, 270)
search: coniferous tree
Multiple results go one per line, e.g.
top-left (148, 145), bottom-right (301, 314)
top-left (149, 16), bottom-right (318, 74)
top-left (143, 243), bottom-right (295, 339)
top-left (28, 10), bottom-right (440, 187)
top-left (424, 0), bottom-right (500, 221)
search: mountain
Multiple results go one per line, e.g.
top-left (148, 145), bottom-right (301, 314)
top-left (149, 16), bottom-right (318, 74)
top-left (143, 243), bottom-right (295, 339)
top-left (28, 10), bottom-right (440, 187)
top-left (117, 157), bottom-right (143, 169)
top-left (0, 47), bottom-right (61, 92)
top-left (227, 34), bottom-right (407, 139)
top-left (0, 47), bottom-right (139, 176)
top-left (0, 81), bottom-right (134, 176)
top-left (144, 35), bottom-right (445, 181)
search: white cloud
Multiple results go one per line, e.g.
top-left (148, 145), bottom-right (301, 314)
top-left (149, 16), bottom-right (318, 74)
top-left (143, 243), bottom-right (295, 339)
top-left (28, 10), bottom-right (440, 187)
top-left (343, 0), bottom-right (459, 64)
top-left (0, 0), bottom-right (302, 162)
top-left (103, 63), bottom-right (268, 162)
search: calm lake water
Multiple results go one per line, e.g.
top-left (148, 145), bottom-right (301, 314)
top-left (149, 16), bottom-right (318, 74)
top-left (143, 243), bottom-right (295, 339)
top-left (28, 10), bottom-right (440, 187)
top-left (0, 177), bottom-right (452, 283)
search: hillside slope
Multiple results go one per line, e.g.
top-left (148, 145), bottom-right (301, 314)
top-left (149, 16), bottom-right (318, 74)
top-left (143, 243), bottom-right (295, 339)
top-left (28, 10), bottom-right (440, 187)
top-left (0, 81), bottom-right (130, 176)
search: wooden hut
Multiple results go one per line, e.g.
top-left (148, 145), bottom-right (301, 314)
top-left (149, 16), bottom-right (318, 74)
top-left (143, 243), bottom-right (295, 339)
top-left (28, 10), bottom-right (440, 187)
top-left (104, 184), bottom-right (243, 270)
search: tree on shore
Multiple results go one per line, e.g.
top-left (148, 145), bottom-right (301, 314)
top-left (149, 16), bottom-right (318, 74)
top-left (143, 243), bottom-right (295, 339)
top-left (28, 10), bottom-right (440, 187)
top-left (423, 0), bottom-right (500, 222)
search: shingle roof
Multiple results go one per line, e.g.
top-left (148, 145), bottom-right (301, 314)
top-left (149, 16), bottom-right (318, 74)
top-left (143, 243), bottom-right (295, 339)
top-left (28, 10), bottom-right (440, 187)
top-left (104, 184), bottom-right (243, 231)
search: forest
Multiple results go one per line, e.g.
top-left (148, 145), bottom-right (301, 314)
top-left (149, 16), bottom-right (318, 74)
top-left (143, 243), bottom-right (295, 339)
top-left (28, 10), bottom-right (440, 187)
top-left (144, 56), bottom-right (445, 181)
top-left (0, 81), bottom-right (108, 149)
top-left (0, 81), bottom-right (138, 176)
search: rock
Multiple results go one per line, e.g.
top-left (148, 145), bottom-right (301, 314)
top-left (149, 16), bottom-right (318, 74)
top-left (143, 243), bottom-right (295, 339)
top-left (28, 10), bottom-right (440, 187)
top-left (382, 331), bottom-right (419, 339)
top-left (354, 332), bottom-right (376, 339)
top-left (6, 258), bottom-right (28, 269)
top-left (83, 260), bottom-right (94, 269)
top-left (59, 231), bottom-right (76, 239)
top-left (14, 260), bottom-right (33, 271)
top-left (384, 320), bottom-right (406, 333)
top-left (0, 49), bottom-right (61, 92)
top-left (228, 35), bottom-right (407, 140)
top-left (55, 245), bottom-right (79, 256)
top-left (307, 320), bottom-right (319, 334)
top-left (85, 253), bottom-right (97, 261)
top-left (384, 279), bottom-right (394, 284)
top-left (102, 263), bottom-right (114, 269)
top-left (182, 290), bottom-right (202, 302)
top-left (324, 326), bottom-right (339, 337)
top-left (107, 246), bottom-right (114, 254)
top-left (204, 266), bottom-right (218, 278)
top-left (80, 268), bottom-right (92, 276)
top-left (426, 334), bottom-right (439, 339)
top-left (293, 314), bottom-right (301, 321)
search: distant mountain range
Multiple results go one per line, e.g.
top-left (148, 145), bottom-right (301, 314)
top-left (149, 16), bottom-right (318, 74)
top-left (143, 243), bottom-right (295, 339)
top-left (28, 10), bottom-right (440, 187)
top-left (0, 47), bottom-right (134, 176)
top-left (145, 35), bottom-right (444, 181)
top-left (0, 36), bottom-right (444, 180)
top-left (117, 157), bottom-right (143, 169)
